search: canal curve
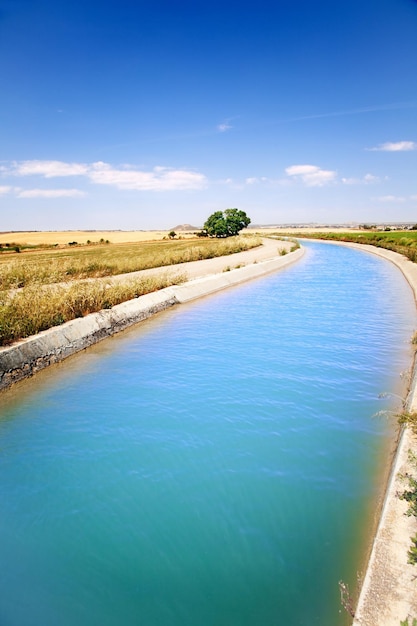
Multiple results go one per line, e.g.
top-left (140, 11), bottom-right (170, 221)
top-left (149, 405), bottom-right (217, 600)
top-left (0, 240), bottom-right (415, 626)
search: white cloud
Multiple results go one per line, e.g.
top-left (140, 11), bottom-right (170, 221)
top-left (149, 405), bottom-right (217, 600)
top-left (17, 189), bottom-right (86, 198)
top-left (243, 175), bottom-right (289, 186)
top-left (0, 185), bottom-right (12, 195)
top-left (217, 117), bottom-right (234, 133)
top-left (285, 164), bottom-right (337, 187)
top-left (217, 123), bottom-right (232, 132)
top-left (88, 162), bottom-right (206, 191)
top-left (342, 173), bottom-right (380, 185)
top-left (285, 165), bottom-right (318, 176)
top-left (341, 177), bottom-right (359, 185)
top-left (375, 195), bottom-right (406, 202)
top-left (3, 159), bottom-right (207, 192)
top-left (363, 173), bottom-right (380, 183)
top-left (12, 160), bottom-right (89, 177)
top-left (368, 141), bottom-right (416, 152)
top-left (410, 194), bottom-right (417, 201)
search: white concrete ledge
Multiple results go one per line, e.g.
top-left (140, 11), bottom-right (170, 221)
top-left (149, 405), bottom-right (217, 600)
top-left (329, 243), bottom-right (417, 625)
top-left (306, 238), bottom-right (417, 624)
top-left (171, 248), bottom-right (304, 302)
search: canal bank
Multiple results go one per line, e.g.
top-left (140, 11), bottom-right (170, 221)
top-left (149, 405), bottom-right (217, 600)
top-left (314, 241), bottom-right (417, 625)
top-left (0, 245), bottom-right (304, 391)
top-left (1, 237), bottom-right (416, 622)
top-left (0, 238), bottom-right (414, 626)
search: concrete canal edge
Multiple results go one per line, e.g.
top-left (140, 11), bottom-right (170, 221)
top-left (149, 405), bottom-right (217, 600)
top-left (314, 241), bottom-right (417, 625)
top-left (0, 246), bottom-right (304, 392)
top-left (3, 239), bottom-right (416, 622)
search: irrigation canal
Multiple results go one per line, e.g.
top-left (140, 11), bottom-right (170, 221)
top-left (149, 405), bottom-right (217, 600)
top-left (0, 240), bottom-right (415, 626)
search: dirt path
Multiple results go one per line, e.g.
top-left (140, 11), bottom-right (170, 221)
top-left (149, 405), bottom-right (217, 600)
top-left (77, 237), bottom-right (291, 286)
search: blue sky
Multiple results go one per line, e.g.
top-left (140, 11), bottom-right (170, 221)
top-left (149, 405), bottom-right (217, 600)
top-left (1, 0), bottom-right (416, 230)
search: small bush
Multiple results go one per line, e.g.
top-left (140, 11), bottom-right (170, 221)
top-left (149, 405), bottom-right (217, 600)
top-left (398, 451), bottom-right (417, 569)
top-left (398, 411), bottom-right (417, 435)
top-left (408, 534), bottom-right (417, 565)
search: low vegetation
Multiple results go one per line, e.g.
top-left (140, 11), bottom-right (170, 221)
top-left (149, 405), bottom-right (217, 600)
top-left (0, 236), bottom-right (261, 290)
top-left (281, 230), bottom-right (417, 263)
top-left (398, 411), bottom-right (417, 436)
top-left (398, 450), bottom-right (417, 565)
top-left (0, 235), bottom-right (261, 345)
top-left (0, 274), bottom-right (186, 345)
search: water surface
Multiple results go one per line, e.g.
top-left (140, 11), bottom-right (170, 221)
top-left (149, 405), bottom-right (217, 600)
top-left (0, 241), bottom-right (415, 625)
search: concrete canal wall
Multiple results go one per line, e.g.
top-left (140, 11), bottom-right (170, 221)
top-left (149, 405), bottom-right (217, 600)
top-left (0, 247), bottom-right (304, 391)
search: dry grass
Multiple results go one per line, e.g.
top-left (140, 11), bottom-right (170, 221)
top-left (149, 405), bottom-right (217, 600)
top-left (0, 273), bottom-right (186, 345)
top-left (0, 230), bottom-right (195, 246)
top-left (0, 236), bottom-right (262, 290)
top-left (0, 235), bottom-right (261, 345)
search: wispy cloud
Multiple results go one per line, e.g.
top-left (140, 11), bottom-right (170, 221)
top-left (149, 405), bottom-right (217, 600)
top-left (243, 176), bottom-right (288, 186)
top-left (367, 141), bottom-right (416, 152)
top-left (216, 117), bottom-right (234, 133)
top-left (342, 173), bottom-right (380, 185)
top-left (285, 164), bottom-right (337, 187)
top-left (12, 160), bottom-right (89, 177)
top-left (17, 189), bottom-right (86, 198)
top-left (283, 101), bottom-right (417, 124)
top-left (363, 173), bottom-right (380, 183)
top-left (0, 185), bottom-right (12, 195)
top-left (88, 162), bottom-right (207, 191)
top-left (4, 160), bottom-right (207, 192)
top-left (217, 122), bottom-right (232, 132)
top-left (374, 195), bottom-right (406, 202)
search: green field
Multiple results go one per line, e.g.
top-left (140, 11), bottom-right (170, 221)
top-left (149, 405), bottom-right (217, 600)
top-left (280, 230), bottom-right (417, 262)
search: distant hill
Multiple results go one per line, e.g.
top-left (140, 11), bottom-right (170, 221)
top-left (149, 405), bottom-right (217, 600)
top-left (170, 224), bottom-right (201, 231)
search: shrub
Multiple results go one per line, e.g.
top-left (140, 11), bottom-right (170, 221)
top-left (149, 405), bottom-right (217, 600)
top-left (408, 534), bottom-right (417, 565)
top-left (398, 411), bottom-right (417, 435)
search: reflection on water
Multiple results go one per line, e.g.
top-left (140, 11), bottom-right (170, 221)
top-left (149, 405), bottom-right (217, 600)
top-left (0, 241), bottom-right (415, 626)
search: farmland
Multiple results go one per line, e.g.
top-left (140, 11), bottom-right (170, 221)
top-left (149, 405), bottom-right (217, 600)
top-left (0, 234), bottom-right (261, 345)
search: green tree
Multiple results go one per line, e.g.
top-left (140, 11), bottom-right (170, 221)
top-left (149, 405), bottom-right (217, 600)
top-left (203, 208), bottom-right (251, 237)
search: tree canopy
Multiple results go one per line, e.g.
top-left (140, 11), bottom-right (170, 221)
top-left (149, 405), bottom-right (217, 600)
top-left (203, 209), bottom-right (251, 237)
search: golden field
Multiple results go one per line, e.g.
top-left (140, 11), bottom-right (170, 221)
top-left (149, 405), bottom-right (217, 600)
top-left (0, 227), bottom-right (368, 247)
top-left (0, 230), bottom-right (199, 246)
top-left (0, 235), bottom-right (261, 344)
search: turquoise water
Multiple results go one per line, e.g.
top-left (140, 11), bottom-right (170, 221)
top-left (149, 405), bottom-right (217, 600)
top-left (0, 241), bottom-right (415, 626)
